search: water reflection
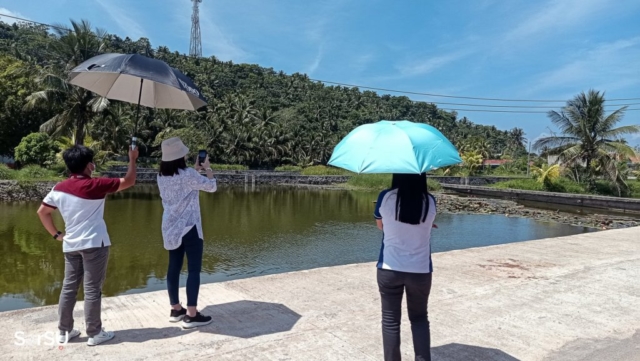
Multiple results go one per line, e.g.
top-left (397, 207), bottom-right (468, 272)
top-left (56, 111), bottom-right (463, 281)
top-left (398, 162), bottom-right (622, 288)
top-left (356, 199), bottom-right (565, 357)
top-left (0, 186), bottom-right (591, 312)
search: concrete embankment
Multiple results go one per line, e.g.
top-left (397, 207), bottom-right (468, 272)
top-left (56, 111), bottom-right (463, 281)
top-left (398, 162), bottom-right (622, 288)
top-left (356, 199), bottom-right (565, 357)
top-left (442, 184), bottom-right (640, 213)
top-left (3, 227), bottom-right (639, 360)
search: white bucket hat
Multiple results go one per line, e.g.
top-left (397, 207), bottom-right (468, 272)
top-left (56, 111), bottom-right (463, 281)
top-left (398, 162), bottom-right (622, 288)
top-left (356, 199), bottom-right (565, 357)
top-left (161, 137), bottom-right (189, 162)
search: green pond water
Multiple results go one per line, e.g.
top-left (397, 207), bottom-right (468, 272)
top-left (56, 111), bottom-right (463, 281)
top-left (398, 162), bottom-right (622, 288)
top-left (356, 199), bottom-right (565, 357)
top-left (0, 185), bottom-right (593, 312)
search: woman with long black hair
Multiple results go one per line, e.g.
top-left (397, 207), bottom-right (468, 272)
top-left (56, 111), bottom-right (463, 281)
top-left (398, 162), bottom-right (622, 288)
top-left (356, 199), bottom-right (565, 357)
top-left (373, 173), bottom-right (436, 361)
top-left (157, 137), bottom-right (217, 329)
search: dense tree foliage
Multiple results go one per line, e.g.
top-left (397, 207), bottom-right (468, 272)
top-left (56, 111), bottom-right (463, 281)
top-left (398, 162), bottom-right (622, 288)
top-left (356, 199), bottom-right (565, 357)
top-left (0, 20), bottom-right (525, 166)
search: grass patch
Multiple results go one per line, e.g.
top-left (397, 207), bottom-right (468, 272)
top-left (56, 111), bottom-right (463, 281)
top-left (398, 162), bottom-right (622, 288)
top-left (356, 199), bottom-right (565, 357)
top-left (300, 165), bottom-right (350, 176)
top-left (347, 174), bottom-right (391, 189)
top-left (210, 164), bottom-right (249, 171)
top-left (492, 177), bottom-right (587, 194)
top-left (346, 174), bottom-right (442, 191)
top-left (492, 178), bottom-right (545, 191)
top-left (274, 165), bottom-right (302, 172)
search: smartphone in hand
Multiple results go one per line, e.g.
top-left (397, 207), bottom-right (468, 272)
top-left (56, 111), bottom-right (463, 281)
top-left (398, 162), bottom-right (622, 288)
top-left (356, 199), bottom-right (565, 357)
top-left (198, 150), bottom-right (207, 166)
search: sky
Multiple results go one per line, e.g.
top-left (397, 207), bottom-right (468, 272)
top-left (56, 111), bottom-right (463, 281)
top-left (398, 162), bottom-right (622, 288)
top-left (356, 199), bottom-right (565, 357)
top-left (1, 0), bottom-right (640, 146)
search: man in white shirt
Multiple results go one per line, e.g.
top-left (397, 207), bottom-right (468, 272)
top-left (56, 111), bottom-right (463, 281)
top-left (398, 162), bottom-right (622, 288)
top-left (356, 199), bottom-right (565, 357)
top-left (37, 145), bottom-right (137, 346)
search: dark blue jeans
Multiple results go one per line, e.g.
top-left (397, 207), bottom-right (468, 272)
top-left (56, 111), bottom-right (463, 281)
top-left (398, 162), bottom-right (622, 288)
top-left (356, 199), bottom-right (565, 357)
top-left (378, 268), bottom-right (432, 361)
top-left (167, 226), bottom-right (203, 307)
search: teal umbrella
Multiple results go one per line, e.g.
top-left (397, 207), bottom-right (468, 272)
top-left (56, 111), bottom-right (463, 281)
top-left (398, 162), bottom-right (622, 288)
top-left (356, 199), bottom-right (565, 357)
top-left (328, 120), bottom-right (462, 174)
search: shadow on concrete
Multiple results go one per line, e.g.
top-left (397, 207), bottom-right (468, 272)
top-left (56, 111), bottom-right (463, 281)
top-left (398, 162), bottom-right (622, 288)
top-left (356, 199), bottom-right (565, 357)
top-left (97, 327), bottom-right (195, 345)
top-left (199, 300), bottom-right (301, 338)
top-left (432, 343), bottom-right (520, 361)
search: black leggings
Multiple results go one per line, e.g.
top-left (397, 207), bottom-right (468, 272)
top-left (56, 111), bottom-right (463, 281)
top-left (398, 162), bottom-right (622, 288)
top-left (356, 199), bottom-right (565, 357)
top-left (377, 268), bottom-right (433, 361)
top-left (167, 226), bottom-right (203, 307)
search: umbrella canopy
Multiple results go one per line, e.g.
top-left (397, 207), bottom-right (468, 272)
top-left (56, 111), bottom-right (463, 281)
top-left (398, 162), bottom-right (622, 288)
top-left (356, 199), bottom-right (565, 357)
top-left (68, 53), bottom-right (206, 110)
top-left (328, 120), bottom-right (462, 174)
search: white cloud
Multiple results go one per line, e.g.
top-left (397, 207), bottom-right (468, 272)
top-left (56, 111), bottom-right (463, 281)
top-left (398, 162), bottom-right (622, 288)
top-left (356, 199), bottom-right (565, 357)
top-left (307, 44), bottom-right (324, 75)
top-left (94, 0), bottom-right (146, 40)
top-left (396, 50), bottom-right (471, 77)
top-left (527, 37), bottom-right (640, 94)
top-left (0, 7), bottom-right (30, 24)
top-left (504, 0), bottom-right (609, 43)
top-left (351, 53), bottom-right (375, 72)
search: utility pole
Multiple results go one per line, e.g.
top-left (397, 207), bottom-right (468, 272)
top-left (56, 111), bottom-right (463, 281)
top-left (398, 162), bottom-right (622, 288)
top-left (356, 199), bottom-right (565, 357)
top-left (526, 138), bottom-right (531, 176)
top-left (190, 0), bottom-right (203, 57)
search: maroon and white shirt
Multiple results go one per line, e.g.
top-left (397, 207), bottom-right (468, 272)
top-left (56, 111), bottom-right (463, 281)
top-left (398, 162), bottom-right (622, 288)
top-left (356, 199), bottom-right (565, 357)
top-left (42, 174), bottom-right (120, 253)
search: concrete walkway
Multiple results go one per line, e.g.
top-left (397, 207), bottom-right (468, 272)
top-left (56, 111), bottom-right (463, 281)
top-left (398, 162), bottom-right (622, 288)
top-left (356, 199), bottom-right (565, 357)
top-left (3, 227), bottom-right (639, 361)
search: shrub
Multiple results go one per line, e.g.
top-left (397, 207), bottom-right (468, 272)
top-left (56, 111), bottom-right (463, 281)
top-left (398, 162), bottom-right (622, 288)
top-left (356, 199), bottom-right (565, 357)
top-left (16, 165), bottom-right (59, 180)
top-left (628, 181), bottom-right (640, 198)
top-left (275, 165), bottom-right (302, 172)
top-left (300, 165), bottom-right (349, 175)
top-left (0, 164), bottom-right (16, 180)
top-left (427, 179), bottom-right (442, 192)
top-left (547, 178), bottom-right (587, 194)
top-left (48, 161), bottom-right (69, 177)
top-left (14, 133), bottom-right (60, 166)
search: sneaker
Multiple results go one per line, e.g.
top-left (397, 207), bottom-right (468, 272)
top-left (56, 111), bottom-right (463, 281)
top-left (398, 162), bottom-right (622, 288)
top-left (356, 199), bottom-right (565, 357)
top-left (58, 329), bottom-right (81, 343)
top-left (169, 307), bottom-right (187, 322)
top-left (87, 329), bottom-right (115, 346)
top-left (181, 312), bottom-right (212, 329)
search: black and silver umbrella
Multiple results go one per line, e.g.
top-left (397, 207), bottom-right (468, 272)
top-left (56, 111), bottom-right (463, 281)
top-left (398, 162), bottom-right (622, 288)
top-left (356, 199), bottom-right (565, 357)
top-left (68, 53), bottom-right (207, 149)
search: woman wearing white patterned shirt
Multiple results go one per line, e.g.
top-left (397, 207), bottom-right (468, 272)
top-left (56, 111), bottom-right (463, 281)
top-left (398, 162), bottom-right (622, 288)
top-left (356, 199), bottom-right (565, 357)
top-left (157, 137), bottom-right (217, 329)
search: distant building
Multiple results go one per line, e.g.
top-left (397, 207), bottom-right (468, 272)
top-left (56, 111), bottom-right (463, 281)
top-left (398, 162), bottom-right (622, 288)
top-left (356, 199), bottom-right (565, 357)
top-left (482, 159), bottom-right (511, 168)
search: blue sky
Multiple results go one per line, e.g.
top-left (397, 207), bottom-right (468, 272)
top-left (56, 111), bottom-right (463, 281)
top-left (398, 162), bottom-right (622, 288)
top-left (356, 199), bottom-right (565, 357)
top-left (2, 0), bottom-right (640, 146)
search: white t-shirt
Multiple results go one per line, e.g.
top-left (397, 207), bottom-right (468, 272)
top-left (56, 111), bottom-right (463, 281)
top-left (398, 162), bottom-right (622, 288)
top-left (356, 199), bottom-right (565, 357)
top-left (42, 174), bottom-right (121, 253)
top-left (374, 188), bottom-right (436, 273)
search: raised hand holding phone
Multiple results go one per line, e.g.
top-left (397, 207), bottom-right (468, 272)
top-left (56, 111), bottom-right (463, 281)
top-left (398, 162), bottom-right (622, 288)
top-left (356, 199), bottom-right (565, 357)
top-left (198, 149), bottom-right (207, 166)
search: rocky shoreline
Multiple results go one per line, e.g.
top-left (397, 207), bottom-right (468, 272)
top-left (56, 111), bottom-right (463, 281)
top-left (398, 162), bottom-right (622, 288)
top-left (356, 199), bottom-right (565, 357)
top-left (1, 181), bottom-right (638, 230)
top-left (434, 193), bottom-right (639, 230)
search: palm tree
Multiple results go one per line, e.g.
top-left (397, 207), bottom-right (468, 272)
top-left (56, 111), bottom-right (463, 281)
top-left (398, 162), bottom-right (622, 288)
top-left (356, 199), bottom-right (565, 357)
top-left (23, 19), bottom-right (108, 145)
top-left (24, 68), bottom-right (109, 145)
top-left (534, 90), bottom-right (640, 190)
top-left (531, 164), bottom-right (560, 189)
top-left (50, 19), bottom-right (107, 70)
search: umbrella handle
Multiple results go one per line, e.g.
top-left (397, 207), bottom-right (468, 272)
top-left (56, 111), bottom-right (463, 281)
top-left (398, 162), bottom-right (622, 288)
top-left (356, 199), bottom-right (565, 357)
top-left (132, 79), bottom-right (143, 151)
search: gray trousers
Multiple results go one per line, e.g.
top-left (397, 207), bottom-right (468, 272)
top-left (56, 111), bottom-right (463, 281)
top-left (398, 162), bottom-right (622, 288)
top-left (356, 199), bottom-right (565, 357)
top-left (377, 269), bottom-right (432, 361)
top-left (58, 246), bottom-right (110, 337)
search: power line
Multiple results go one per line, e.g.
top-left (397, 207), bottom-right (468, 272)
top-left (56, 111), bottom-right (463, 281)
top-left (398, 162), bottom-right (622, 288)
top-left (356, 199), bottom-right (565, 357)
top-left (440, 108), bottom-right (640, 114)
top-left (3, 12), bottom-right (640, 114)
top-left (409, 101), bottom-right (640, 109)
top-left (0, 13), bottom-right (71, 33)
top-left (311, 79), bottom-right (640, 103)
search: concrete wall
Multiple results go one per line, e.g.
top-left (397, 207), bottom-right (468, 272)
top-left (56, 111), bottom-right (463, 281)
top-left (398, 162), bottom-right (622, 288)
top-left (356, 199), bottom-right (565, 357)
top-left (103, 168), bottom-right (522, 186)
top-left (442, 184), bottom-right (640, 212)
top-left (101, 170), bottom-right (350, 185)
